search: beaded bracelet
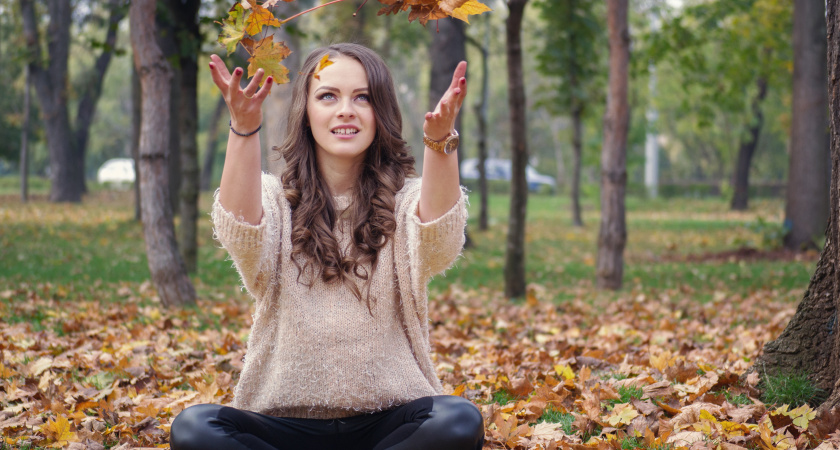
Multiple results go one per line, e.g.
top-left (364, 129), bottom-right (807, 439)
top-left (229, 120), bottom-right (262, 137)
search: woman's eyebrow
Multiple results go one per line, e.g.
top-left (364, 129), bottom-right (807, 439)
top-left (313, 86), bottom-right (369, 94)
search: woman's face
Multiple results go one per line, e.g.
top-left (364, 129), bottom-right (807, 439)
top-left (306, 56), bottom-right (376, 170)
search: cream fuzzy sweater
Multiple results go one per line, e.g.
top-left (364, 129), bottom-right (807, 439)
top-left (211, 174), bottom-right (467, 419)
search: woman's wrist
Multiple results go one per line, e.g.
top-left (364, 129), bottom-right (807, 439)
top-left (230, 120), bottom-right (262, 137)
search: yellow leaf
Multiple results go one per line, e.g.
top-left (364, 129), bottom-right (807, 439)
top-left (218, 3), bottom-right (248, 55)
top-left (313, 54), bottom-right (334, 80)
top-left (245, 2), bottom-right (282, 36)
top-left (699, 409), bottom-right (718, 423)
top-left (450, 0), bottom-right (492, 23)
top-left (789, 404), bottom-right (816, 428)
top-left (554, 364), bottom-right (574, 380)
top-left (39, 416), bottom-right (78, 447)
top-left (247, 36), bottom-right (292, 85)
top-left (608, 403), bottom-right (639, 426)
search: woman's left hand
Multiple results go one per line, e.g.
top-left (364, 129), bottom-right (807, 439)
top-left (424, 61), bottom-right (467, 141)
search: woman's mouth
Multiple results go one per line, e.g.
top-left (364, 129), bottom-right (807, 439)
top-left (332, 127), bottom-right (359, 136)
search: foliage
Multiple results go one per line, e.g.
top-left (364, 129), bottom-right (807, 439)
top-left (216, 0), bottom-right (491, 84)
top-left (759, 371), bottom-right (823, 407)
top-left (0, 190), bottom-right (834, 448)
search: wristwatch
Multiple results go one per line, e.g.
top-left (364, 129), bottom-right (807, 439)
top-left (423, 129), bottom-right (460, 155)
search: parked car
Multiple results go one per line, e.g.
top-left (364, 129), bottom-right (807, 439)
top-left (97, 158), bottom-right (135, 185)
top-left (460, 158), bottom-right (556, 192)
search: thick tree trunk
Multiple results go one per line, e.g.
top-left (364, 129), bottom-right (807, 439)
top-left (20, 0), bottom-right (82, 203)
top-left (130, 0), bottom-right (196, 308)
top-left (429, 17), bottom-right (471, 247)
top-left (784, 0), bottom-right (829, 250)
top-left (753, 0), bottom-right (840, 414)
top-left (170, 0), bottom-right (201, 274)
top-left (20, 65), bottom-right (30, 203)
top-left (571, 104), bottom-right (584, 227)
top-left (73, 0), bottom-right (125, 195)
top-left (504, 0), bottom-right (530, 299)
top-left (596, 0), bottom-right (629, 290)
top-left (730, 77), bottom-right (768, 211)
top-left (200, 95), bottom-right (227, 192)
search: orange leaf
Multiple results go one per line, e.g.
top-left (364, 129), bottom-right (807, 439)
top-left (247, 36), bottom-right (292, 85)
top-left (313, 54), bottom-right (334, 80)
top-left (245, 1), bottom-right (283, 36)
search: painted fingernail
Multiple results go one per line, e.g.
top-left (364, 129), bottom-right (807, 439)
top-left (267, 76), bottom-right (273, 83)
top-left (209, 63), bottom-right (214, 69)
top-left (235, 68), bottom-right (242, 75)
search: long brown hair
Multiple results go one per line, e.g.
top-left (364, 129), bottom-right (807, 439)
top-left (277, 43), bottom-right (417, 303)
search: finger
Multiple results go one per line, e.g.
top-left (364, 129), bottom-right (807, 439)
top-left (229, 67), bottom-right (244, 97)
top-left (448, 61), bottom-right (467, 91)
top-left (243, 69), bottom-right (264, 98)
top-left (208, 62), bottom-right (231, 94)
top-left (210, 54), bottom-right (233, 80)
top-left (255, 76), bottom-right (274, 101)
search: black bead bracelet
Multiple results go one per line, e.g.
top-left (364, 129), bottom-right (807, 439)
top-left (229, 120), bottom-right (262, 137)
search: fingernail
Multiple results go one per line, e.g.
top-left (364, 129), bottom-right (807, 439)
top-left (235, 68), bottom-right (242, 75)
top-left (267, 76), bottom-right (273, 83)
top-left (455, 89), bottom-right (461, 95)
top-left (209, 62), bottom-right (214, 69)
top-left (460, 78), bottom-right (466, 84)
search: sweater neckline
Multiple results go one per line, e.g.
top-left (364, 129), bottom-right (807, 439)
top-left (334, 195), bottom-right (351, 212)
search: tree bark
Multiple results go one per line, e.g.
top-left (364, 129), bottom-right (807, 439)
top-left (571, 103), bottom-right (584, 227)
top-left (200, 95), bottom-right (227, 192)
top-left (429, 17), bottom-right (471, 247)
top-left (132, 64), bottom-right (142, 221)
top-left (504, 0), bottom-right (530, 299)
top-left (20, 65), bottom-right (30, 203)
top-left (467, 26), bottom-right (490, 232)
top-left (730, 76), bottom-right (768, 211)
top-left (596, 0), bottom-right (629, 290)
top-left (169, 0), bottom-right (201, 273)
top-left (784, 0), bottom-right (829, 250)
top-left (73, 0), bottom-right (126, 195)
top-left (20, 0), bottom-right (81, 203)
top-left (130, 0), bottom-right (195, 308)
top-left (751, 0), bottom-right (840, 414)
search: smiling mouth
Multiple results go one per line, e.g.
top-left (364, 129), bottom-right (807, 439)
top-left (332, 128), bottom-right (359, 136)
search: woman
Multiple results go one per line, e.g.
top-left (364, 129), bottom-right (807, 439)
top-left (169, 43), bottom-right (482, 450)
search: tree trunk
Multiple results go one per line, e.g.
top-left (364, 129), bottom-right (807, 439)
top-left (201, 96), bottom-right (227, 191)
top-left (73, 0), bottom-right (125, 195)
top-left (130, 0), bottom-right (196, 308)
top-left (504, 0), bottom-right (530, 299)
top-left (784, 0), bottom-right (829, 250)
top-left (170, 0), bottom-right (201, 274)
top-left (20, 0), bottom-right (82, 203)
top-left (596, 0), bottom-right (629, 290)
top-left (752, 0), bottom-right (840, 414)
top-left (132, 64), bottom-right (142, 221)
top-left (571, 103), bottom-right (584, 227)
top-left (730, 76), bottom-right (768, 211)
top-left (20, 65), bottom-right (30, 203)
top-left (471, 23), bottom-right (490, 232)
top-left (429, 17), bottom-right (471, 247)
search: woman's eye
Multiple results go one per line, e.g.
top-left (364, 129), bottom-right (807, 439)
top-left (356, 94), bottom-right (370, 102)
top-left (317, 93), bottom-right (336, 101)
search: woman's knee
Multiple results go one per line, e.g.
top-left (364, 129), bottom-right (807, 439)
top-left (430, 396), bottom-right (485, 447)
top-left (169, 404), bottom-right (223, 450)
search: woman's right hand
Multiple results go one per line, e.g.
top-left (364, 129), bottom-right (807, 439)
top-left (208, 53), bottom-right (273, 135)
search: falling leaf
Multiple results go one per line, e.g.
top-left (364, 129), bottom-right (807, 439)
top-left (218, 3), bottom-right (249, 55)
top-left (449, 0), bottom-right (492, 23)
top-left (313, 54), bottom-right (334, 80)
top-left (247, 36), bottom-right (292, 85)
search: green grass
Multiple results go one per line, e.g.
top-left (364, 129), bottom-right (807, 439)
top-left (490, 389), bottom-right (518, 405)
top-left (606, 385), bottom-right (645, 408)
top-left (537, 406), bottom-right (574, 434)
top-left (759, 371), bottom-right (824, 407)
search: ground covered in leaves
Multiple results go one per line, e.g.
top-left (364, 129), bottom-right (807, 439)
top-left (1, 191), bottom-right (837, 449)
top-left (2, 280), bottom-right (839, 449)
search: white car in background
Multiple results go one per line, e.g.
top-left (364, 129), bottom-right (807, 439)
top-left (97, 158), bottom-right (135, 185)
top-left (461, 158), bottom-right (556, 192)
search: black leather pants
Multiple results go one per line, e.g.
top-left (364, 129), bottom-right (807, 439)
top-left (169, 395), bottom-right (485, 450)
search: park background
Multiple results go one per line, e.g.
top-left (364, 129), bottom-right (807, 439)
top-left (3, 0), bottom-right (840, 449)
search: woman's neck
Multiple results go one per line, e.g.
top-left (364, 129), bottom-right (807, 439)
top-left (319, 158), bottom-right (362, 197)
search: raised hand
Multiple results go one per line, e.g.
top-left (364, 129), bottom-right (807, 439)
top-left (208, 53), bottom-right (273, 135)
top-left (424, 61), bottom-right (468, 142)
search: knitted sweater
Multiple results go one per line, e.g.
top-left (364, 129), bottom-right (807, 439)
top-left (211, 174), bottom-right (467, 419)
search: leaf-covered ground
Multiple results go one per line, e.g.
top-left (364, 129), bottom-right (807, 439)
top-left (1, 191), bottom-right (838, 449)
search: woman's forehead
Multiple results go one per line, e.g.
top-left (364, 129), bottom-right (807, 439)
top-left (309, 56), bottom-right (368, 92)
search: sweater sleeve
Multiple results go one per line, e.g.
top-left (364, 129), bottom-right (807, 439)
top-left (211, 173), bottom-right (283, 300)
top-left (401, 180), bottom-right (468, 283)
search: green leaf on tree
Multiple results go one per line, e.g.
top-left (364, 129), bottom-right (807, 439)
top-left (218, 3), bottom-right (249, 55)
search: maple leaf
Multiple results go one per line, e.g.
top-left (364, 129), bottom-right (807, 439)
top-left (608, 403), bottom-right (639, 426)
top-left (247, 36), bottom-right (292, 85)
top-left (245, 0), bottom-right (283, 36)
top-left (449, 0), bottom-right (492, 24)
top-left (39, 415), bottom-right (78, 448)
top-left (219, 3), bottom-right (249, 55)
top-left (313, 54), bottom-right (334, 80)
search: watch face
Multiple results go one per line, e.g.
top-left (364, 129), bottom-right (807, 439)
top-left (444, 136), bottom-right (460, 154)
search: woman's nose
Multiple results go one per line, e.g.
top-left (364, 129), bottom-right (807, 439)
top-left (337, 100), bottom-right (356, 118)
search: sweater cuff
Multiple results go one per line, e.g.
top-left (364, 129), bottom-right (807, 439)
top-left (211, 191), bottom-right (267, 250)
top-left (412, 188), bottom-right (468, 242)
